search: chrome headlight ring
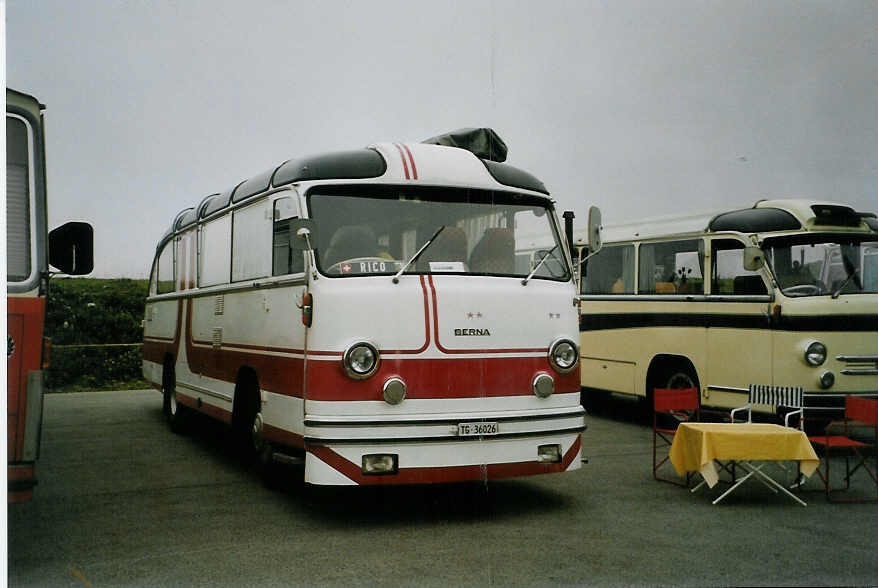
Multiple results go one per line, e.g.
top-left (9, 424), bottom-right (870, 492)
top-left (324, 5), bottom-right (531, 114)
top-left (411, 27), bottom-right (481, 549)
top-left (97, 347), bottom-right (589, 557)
top-left (342, 341), bottom-right (380, 379)
top-left (548, 338), bottom-right (579, 374)
top-left (804, 341), bottom-right (827, 367)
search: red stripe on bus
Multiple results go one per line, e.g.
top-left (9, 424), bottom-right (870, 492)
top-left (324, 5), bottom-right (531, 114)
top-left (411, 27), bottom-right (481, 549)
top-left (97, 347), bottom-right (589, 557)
top-left (307, 435), bottom-right (580, 485)
top-left (402, 143), bottom-right (418, 179)
top-left (264, 424), bottom-right (305, 450)
top-left (394, 143), bottom-right (410, 179)
top-left (305, 355), bottom-right (579, 401)
top-left (176, 391), bottom-right (232, 424)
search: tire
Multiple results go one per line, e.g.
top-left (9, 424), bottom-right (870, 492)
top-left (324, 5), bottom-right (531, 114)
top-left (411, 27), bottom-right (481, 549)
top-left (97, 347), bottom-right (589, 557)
top-left (163, 360), bottom-right (188, 434)
top-left (644, 360), bottom-right (700, 420)
top-left (233, 373), bottom-right (262, 464)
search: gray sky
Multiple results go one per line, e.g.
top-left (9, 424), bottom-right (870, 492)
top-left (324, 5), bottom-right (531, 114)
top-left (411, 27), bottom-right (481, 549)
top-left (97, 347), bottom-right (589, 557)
top-left (7, 0), bottom-right (878, 278)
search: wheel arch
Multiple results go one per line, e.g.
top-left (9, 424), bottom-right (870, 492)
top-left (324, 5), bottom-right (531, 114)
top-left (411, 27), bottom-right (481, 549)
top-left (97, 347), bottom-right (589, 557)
top-left (645, 354), bottom-right (700, 396)
top-left (232, 366), bottom-right (261, 428)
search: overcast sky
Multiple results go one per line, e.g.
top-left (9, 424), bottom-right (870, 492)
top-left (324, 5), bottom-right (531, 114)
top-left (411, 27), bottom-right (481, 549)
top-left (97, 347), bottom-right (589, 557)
top-left (7, 0), bottom-right (878, 278)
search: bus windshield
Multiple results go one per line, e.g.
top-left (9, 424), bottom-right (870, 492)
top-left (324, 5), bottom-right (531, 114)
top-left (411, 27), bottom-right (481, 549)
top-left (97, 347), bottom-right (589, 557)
top-left (764, 235), bottom-right (878, 297)
top-left (308, 185), bottom-right (569, 280)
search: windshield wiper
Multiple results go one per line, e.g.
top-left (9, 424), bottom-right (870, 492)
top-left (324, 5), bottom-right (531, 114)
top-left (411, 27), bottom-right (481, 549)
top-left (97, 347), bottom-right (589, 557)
top-left (521, 244), bottom-right (558, 286)
top-left (392, 226), bottom-right (445, 284)
top-left (832, 245), bottom-right (863, 299)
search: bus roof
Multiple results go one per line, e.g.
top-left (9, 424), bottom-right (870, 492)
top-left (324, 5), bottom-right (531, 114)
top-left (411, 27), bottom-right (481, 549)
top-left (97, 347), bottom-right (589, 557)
top-left (160, 129), bottom-right (550, 246)
top-left (6, 88), bottom-right (45, 114)
top-left (579, 199), bottom-right (877, 245)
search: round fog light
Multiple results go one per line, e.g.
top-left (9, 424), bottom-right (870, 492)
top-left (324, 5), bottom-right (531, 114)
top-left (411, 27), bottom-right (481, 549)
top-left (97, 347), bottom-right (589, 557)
top-left (383, 377), bottom-right (407, 405)
top-left (805, 341), bottom-right (827, 366)
top-left (533, 373), bottom-right (555, 398)
top-left (819, 371), bottom-right (835, 389)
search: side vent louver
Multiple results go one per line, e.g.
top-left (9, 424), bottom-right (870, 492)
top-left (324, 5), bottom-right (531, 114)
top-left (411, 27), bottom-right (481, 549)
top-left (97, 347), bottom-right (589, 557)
top-left (212, 327), bottom-right (222, 349)
top-left (214, 295), bottom-right (225, 315)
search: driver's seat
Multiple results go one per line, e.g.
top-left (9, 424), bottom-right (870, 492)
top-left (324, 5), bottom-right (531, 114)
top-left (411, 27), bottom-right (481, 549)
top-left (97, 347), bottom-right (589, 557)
top-left (469, 228), bottom-right (514, 274)
top-left (323, 225), bottom-right (380, 268)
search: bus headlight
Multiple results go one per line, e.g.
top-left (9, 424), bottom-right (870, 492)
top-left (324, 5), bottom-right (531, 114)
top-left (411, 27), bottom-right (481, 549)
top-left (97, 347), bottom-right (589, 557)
top-left (804, 341), bottom-right (827, 366)
top-left (343, 341), bottom-right (380, 379)
top-left (548, 338), bottom-right (578, 374)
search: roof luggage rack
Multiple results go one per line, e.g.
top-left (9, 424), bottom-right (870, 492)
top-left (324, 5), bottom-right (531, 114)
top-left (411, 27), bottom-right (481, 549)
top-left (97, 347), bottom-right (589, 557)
top-left (422, 127), bottom-right (508, 163)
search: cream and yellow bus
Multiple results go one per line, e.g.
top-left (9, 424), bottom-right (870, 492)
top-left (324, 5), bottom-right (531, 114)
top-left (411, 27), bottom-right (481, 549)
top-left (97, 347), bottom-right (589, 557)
top-left (577, 199), bottom-right (878, 422)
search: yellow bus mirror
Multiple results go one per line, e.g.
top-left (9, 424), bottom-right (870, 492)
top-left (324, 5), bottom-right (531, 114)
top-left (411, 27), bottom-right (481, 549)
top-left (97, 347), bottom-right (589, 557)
top-left (743, 246), bottom-right (764, 271)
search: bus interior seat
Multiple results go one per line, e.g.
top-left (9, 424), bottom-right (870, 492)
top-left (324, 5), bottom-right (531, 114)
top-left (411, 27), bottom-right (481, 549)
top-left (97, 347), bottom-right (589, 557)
top-left (419, 227), bottom-right (468, 270)
top-left (323, 225), bottom-right (380, 267)
top-left (611, 278), bottom-right (625, 293)
top-left (469, 228), bottom-right (514, 274)
top-left (733, 275), bottom-right (767, 295)
top-left (654, 282), bottom-right (676, 294)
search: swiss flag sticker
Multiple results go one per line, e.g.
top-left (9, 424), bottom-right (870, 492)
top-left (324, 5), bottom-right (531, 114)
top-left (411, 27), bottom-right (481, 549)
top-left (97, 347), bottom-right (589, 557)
top-left (341, 263), bottom-right (352, 274)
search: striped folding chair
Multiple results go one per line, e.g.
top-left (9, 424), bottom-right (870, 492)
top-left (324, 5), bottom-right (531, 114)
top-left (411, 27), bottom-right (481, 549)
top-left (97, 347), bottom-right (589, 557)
top-left (731, 385), bottom-right (804, 429)
top-left (726, 385), bottom-right (806, 492)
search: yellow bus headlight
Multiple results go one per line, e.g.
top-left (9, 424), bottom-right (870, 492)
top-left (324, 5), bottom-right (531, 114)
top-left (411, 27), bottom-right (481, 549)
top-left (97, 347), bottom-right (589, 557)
top-left (804, 341), bottom-right (827, 366)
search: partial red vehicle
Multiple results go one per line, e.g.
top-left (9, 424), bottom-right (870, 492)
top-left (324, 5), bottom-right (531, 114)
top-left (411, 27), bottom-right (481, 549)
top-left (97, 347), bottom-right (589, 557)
top-left (7, 88), bottom-right (93, 502)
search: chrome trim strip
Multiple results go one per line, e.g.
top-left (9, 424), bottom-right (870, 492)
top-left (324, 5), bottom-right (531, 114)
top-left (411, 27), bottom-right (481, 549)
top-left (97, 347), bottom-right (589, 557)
top-left (841, 368), bottom-right (878, 376)
top-left (707, 385), bottom-right (748, 394)
top-left (176, 381), bottom-right (233, 402)
top-left (304, 425), bottom-right (586, 446)
top-left (836, 355), bottom-right (878, 362)
top-left (304, 406), bottom-right (586, 427)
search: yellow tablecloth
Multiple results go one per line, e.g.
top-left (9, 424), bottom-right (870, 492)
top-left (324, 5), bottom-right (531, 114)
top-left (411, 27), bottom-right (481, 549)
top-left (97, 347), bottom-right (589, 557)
top-left (669, 422), bottom-right (819, 488)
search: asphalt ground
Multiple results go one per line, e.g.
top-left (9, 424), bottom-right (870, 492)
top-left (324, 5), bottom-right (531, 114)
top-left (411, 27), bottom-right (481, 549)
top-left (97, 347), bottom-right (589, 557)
top-left (7, 390), bottom-right (878, 587)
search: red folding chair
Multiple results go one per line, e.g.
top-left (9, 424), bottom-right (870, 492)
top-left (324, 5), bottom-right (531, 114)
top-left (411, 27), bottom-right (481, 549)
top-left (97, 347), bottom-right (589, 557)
top-left (653, 388), bottom-right (700, 487)
top-left (808, 395), bottom-right (878, 503)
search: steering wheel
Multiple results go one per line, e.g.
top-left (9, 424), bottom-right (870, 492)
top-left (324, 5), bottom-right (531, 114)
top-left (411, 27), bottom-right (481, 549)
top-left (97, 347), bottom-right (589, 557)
top-left (784, 284), bottom-right (821, 296)
top-left (327, 257), bottom-right (396, 275)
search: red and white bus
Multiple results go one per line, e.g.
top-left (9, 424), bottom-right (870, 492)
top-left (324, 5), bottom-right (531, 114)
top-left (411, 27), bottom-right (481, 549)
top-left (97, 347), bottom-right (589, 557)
top-left (142, 128), bottom-right (588, 485)
top-left (6, 88), bottom-right (93, 502)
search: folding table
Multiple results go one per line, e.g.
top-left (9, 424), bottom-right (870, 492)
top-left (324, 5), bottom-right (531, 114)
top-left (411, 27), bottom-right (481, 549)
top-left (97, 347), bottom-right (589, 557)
top-left (669, 422), bottom-right (820, 506)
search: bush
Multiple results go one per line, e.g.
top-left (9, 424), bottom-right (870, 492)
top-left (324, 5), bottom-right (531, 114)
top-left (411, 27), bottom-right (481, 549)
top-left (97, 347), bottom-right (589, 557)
top-left (45, 278), bottom-right (149, 391)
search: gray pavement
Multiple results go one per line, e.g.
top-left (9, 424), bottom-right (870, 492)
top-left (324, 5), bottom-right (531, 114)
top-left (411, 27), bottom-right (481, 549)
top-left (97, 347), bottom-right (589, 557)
top-left (7, 390), bottom-right (878, 586)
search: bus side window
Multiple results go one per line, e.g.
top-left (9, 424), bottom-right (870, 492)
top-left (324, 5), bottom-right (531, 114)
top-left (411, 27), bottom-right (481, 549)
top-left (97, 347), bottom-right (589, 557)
top-left (639, 240), bottom-right (703, 295)
top-left (232, 199), bottom-right (272, 282)
top-left (272, 197), bottom-right (304, 276)
top-left (156, 241), bottom-right (174, 294)
top-left (711, 240), bottom-right (767, 295)
top-left (200, 215), bottom-right (231, 287)
top-left (581, 244), bottom-right (634, 295)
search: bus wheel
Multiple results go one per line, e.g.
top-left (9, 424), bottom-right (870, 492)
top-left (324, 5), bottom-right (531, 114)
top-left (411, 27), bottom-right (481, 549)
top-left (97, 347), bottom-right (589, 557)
top-left (163, 360), bottom-right (188, 434)
top-left (233, 372), bottom-right (261, 464)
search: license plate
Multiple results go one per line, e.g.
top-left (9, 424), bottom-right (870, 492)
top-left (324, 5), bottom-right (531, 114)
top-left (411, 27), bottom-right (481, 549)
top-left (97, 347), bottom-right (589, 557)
top-left (457, 422), bottom-right (499, 437)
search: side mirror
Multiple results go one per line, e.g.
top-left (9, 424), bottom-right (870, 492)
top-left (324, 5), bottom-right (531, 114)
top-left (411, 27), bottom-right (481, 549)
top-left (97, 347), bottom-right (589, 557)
top-left (288, 218), bottom-right (317, 251)
top-left (49, 222), bottom-right (94, 275)
top-left (587, 206), bottom-right (602, 254)
top-left (743, 246), bottom-right (764, 271)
